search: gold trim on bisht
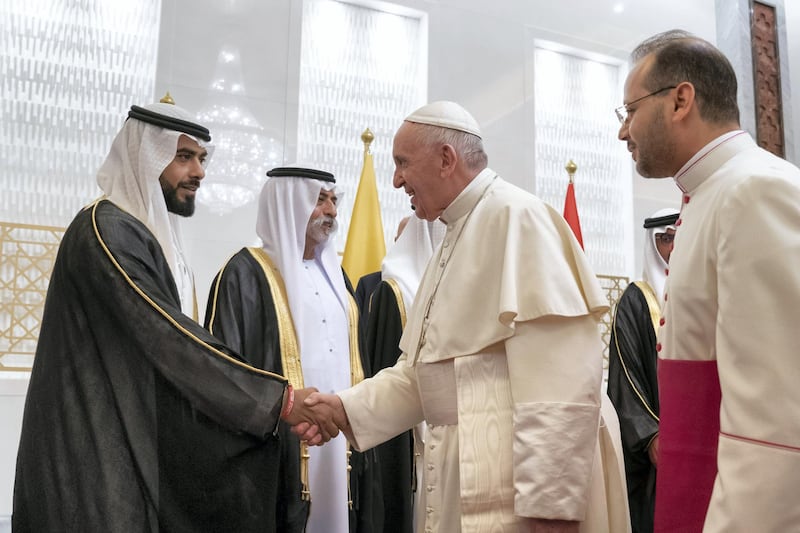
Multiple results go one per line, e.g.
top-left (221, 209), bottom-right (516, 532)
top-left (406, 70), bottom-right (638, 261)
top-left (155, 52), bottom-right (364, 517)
top-left (346, 292), bottom-right (365, 386)
top-left (610, 280), bottom-right (661, 422)
top-left (90, 201), bottom-right (285, 380)
top-left (246, 247), bottom-right (367, 506)
top-left (384, 278), bottom-right (407, 328)
top-left (191, 277), bottom-right (199, 323)
top-left (345, 291), bottom-right (366, 509)
top-left (633, 280), bottom-right (662, 336)
top-left (246, 248), bottom-right (305, 387)
top-left (246, 247), bottom-right (311, 501)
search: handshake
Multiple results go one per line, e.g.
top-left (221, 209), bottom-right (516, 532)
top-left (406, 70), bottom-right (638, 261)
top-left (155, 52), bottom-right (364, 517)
top-left (281, 388), bottom-right (351, 445)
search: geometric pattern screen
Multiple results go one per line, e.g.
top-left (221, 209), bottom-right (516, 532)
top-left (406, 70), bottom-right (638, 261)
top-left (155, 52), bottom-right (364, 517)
top-left (534, 45), bottom-right (632, 276)
top-left (0, 222), bottom-right (64, 370)
top-left (0, 0), bottom-right (161, 227)
top-left (297, 0), bottom-right (426, 252)
top-left (597, 274), bottom-right (629, 367)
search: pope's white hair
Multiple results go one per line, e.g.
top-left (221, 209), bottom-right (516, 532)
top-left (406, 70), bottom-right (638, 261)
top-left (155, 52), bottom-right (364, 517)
top-left (410, 123), bottom-right (488, 170)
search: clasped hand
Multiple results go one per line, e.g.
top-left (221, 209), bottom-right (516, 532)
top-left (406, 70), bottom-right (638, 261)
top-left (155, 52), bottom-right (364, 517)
top-left (281, 390), bottom-right (350, 446)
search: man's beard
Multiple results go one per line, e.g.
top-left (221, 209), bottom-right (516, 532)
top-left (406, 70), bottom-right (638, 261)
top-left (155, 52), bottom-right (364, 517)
top-left (308, 216), bottom-right (338, 245)
top-left (635, 110), bottom-right (676, 179)
top-left (161, 181), bottom-right (196, 217)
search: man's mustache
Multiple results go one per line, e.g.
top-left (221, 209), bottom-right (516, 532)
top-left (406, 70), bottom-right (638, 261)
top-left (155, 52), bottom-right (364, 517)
top-left (311, 216), bottom-right (338, 233)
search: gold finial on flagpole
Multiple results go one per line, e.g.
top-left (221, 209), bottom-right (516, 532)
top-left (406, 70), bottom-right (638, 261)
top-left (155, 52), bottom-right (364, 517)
top-left (361, 128), bottom-right (374, 154)
top-left (160, 91), bottom-right (175, 105)
top-left (565, 159), bottom-right (577, 184)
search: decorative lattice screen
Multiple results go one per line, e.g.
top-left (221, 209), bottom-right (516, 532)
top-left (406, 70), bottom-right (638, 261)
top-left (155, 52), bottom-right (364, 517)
top-left (596, 274), bottom-right (629, 368)
top-left (0, 222), bottom-right (64, 371)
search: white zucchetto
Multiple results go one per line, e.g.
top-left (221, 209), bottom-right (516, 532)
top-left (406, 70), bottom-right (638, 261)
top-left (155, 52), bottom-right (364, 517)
top-left (404, 101), bottom-right (482, 138)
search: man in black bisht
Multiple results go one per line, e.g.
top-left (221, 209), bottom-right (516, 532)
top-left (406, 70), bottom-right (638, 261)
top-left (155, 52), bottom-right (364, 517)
top-left (607, 208), bottom-right (678, 533)
top-left (13, 101), bottom-right (334, 533)
top-left (204, 167), bottom-right (377, 533)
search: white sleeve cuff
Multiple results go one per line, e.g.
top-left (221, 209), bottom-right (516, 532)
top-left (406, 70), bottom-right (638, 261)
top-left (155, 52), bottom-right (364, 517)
top-left (513, 401), bottom-right (599, 520)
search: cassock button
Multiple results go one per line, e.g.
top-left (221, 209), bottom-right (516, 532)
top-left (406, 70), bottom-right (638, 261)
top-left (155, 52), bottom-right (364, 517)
top-left (683, 194), bottom-right (691, 204)
top-left (659, 317), bottom-right (665, 326)
top-left (439, 260), bottom-right (445, 267)
top-left (443, 241), bottom-right (450, 247)
top-left (656, 342), bottom-right (662, 352)
top-left (664, 293), bottom-right (668, 302)
top-left (426, 485), bottom-right (434, 492)
top-left (426, 507), bottom-right (433, 514)
top-left (427, 464), bottom-right (434, 471)
top-left (676, 219), bottom-right (682, 226)
top-left (665, 268), bottom-right (669, 276)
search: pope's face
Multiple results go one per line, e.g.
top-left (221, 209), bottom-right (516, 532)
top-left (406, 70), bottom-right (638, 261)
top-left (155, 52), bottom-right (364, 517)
top-left (160, 135), bottom-right (207, 216)
top-left (391, 122), bottom-right (448, 221)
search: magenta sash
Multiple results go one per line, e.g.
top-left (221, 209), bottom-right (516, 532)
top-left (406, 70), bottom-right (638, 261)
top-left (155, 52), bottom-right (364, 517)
top-left (654, 359), bottom-right (721, 533)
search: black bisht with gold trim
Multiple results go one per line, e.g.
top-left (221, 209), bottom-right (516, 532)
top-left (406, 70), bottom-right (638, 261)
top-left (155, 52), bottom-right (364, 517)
top-left (13, 200), bottom-right (288, 532)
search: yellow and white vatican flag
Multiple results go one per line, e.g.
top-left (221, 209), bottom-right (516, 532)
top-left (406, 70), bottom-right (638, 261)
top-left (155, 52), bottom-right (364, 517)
top-left (342, 128), bottom-right (386, 283)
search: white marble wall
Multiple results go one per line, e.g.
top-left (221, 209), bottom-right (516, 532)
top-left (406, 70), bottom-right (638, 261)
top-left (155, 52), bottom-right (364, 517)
top-left (716, 0), bottom-right (758, 140)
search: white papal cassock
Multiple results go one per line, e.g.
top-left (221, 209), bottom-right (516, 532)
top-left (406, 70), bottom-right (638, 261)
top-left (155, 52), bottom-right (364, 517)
top-left (339, 169), bottom-right (630, 532)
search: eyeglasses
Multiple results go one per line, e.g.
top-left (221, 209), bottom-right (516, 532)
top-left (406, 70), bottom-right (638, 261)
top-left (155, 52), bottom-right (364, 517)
top-left (615, 86), bottom-right (677, 124)
top-left (656, 233), bottom-right (675, 245)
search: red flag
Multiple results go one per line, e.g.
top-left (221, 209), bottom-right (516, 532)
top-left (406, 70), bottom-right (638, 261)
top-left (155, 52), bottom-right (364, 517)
top-left (563, 181), bottom-right (584, 249)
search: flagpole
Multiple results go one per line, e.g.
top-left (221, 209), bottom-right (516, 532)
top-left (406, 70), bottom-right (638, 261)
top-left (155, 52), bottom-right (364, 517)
top-left (342, 127), bottom-right (386, 283)
top-left (362, 128), bottom-right (374, 154)
top-left (565, 159), bottom-right (577, 184)
top-left (563, 159), bottom-right (584, 249)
